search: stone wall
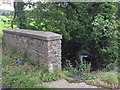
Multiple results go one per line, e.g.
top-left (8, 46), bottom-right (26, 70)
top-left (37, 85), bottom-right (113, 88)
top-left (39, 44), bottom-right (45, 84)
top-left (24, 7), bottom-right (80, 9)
top-left (3, 28), bottom-right (62, 72)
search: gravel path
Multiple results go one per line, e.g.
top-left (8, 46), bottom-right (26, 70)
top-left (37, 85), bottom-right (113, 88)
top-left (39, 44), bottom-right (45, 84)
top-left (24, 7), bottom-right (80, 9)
top-left (43, 79), bottom-right (99, 88)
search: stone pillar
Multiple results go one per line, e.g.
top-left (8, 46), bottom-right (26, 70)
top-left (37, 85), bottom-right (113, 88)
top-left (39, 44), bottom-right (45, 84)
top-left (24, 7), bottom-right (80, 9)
top-left (47, 40), bottom-right (62, 72)
top-left (3, 28), bottom-right (62, 72)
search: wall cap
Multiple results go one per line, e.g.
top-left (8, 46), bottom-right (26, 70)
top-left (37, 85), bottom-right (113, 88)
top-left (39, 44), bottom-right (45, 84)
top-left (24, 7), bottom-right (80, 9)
top-left (3, 28), bottom-right (62, 41)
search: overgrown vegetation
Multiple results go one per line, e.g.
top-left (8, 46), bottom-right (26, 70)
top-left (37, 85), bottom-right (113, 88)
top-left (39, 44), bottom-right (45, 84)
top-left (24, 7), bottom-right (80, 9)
top-left (0, 16), bottom-right (17, 39)
top-left (64, 60), bottom-right (96, 81)
top-left (2, 45), bottom-right (68, 88)
top-left (1, 1), bottom-right (119, 89)
top-left (2, 44), bottom-right (119, 88)
top-left (13, 2), bottom-right (120, 70)
top-left (97, 72), bottom-right (118, 85)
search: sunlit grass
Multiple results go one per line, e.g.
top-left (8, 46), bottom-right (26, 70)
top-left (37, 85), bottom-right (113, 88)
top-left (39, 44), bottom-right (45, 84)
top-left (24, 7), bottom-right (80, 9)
top-left (97, 71), bottom-right (118, 85)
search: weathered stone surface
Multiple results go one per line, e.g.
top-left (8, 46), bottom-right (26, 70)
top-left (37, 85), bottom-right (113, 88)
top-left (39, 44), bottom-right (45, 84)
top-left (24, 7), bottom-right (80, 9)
top-left (3, 28), bottom-right (62, 72)
top-left (3, 28), bottom-right (62, 41)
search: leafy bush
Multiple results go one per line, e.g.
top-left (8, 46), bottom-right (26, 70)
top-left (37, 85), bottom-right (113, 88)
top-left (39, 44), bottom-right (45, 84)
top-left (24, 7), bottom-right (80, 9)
top-left (0, 16), bottom-right (17, 39)
top-left (14, 2), bottom-right (119, 69)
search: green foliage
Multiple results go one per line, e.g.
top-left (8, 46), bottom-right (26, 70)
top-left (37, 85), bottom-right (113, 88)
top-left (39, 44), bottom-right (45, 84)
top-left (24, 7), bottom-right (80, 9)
top-left (0, 16), bottom-right (10, 38)
top-left (104, 62), bottom-right (118, 72)
top-left (97, 72), bottom-right (118, 85)
top-left (0, 16), bottom-right (17, 39)
top-left (91, 8), bottom-right (119, 67)
top-left (77, 60), bottom-right (91, 74)
top-left (2, 46), bottom-right (68, 88)
top-left (15, 2), bottom-right (119, 69)
top-left (64, 60), bottom-right (96, 80)
top-left (118, 74), bottom-right (120, 80)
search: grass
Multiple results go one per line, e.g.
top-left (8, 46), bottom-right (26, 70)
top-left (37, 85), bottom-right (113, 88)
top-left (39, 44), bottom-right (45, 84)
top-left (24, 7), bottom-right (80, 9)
top-left (97, 71), bottom-right (118, 85)
top-left (0, 15), bottom-right (68, 88)
top-left (0, 15), bottom-right (16, 84)
top-left (64, 59), bottom-right (119, 88)
top-left (2, 45), bottom-right (68, 88)
top-left (1, 15), bottom-right (119, 88)
top-left (64, 60), bottom-right (97, 81)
